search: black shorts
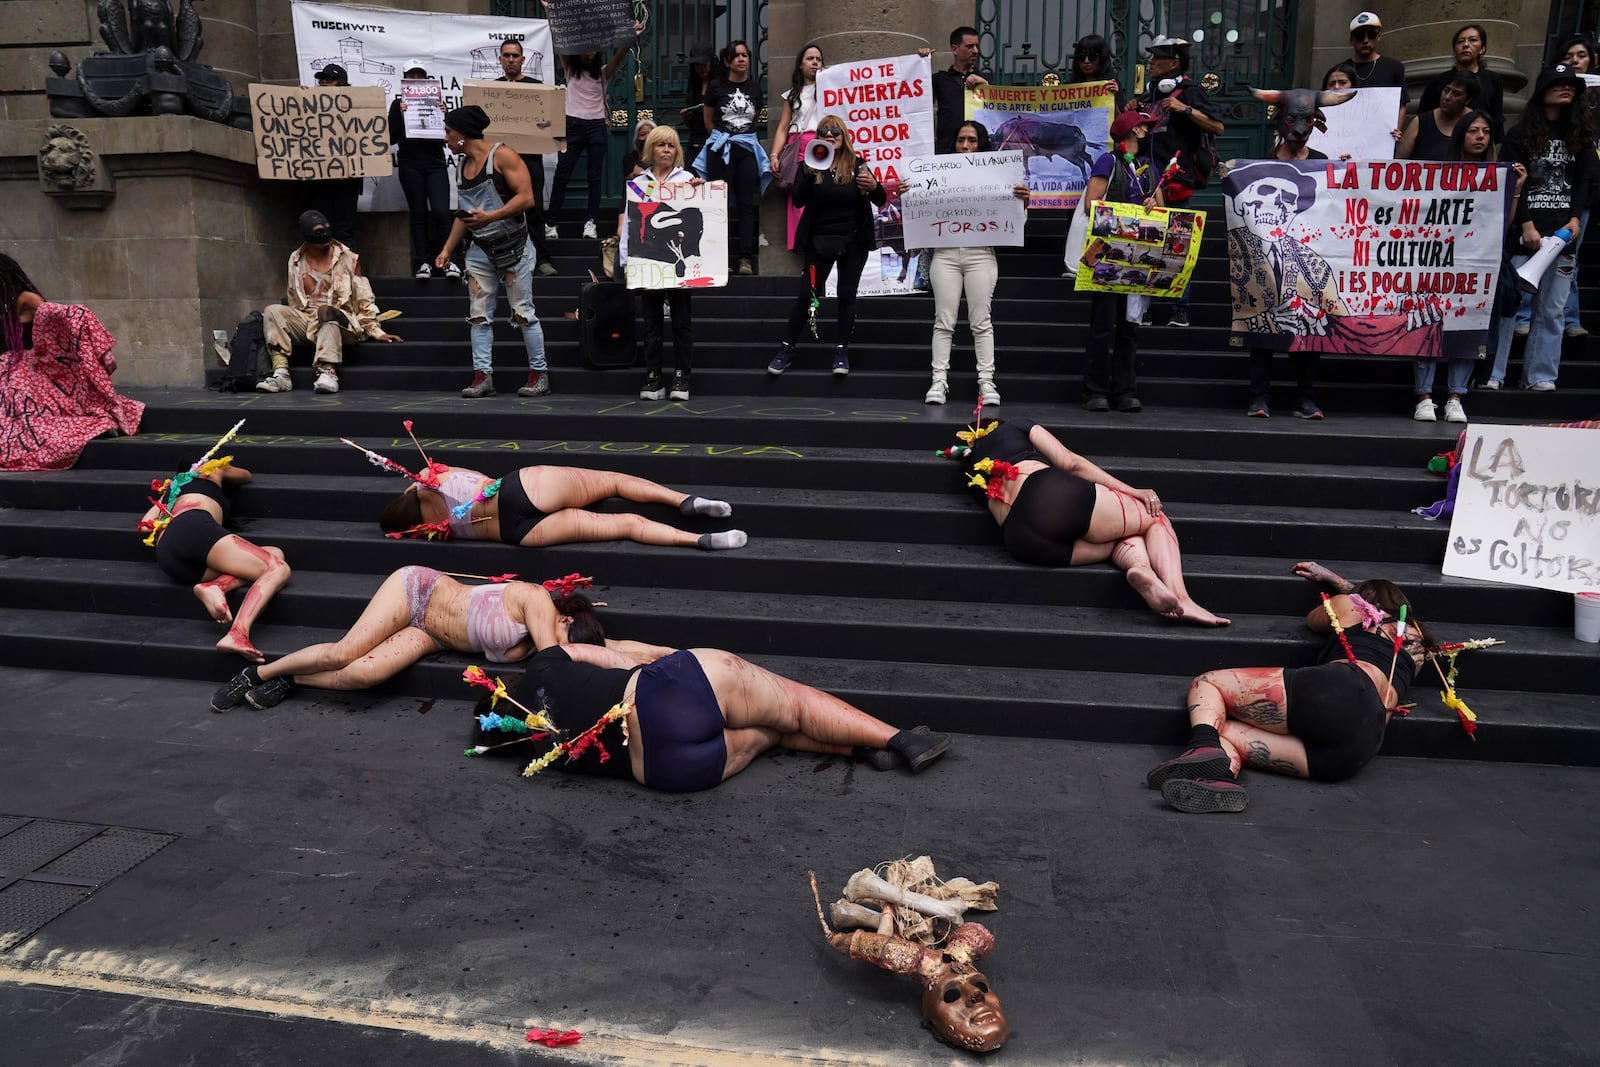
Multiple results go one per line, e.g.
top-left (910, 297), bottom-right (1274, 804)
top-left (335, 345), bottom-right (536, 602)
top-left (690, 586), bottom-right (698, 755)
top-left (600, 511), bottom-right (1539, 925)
top-left (1284, 662), bottom-right (1389, 781)
top-left (1001, 468), bottom-right (1099, 567)
top-left (496, 472), bottom-right (549, 546)
top-left (634, 650), bottom-right (727, 792)
top-left (155, 508), bottom-right (230, 585)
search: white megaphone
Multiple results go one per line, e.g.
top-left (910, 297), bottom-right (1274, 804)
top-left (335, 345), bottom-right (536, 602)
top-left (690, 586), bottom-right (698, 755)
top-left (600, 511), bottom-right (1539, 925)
top-left (804, 136), bottom-right (835, 171)
top-left (1516, 228), bottom-right (1573, 293)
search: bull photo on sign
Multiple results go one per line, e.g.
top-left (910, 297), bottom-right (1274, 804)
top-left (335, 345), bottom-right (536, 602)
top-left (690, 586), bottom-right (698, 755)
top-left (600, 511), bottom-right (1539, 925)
top-left (624, 179), bottom-right (729, 290)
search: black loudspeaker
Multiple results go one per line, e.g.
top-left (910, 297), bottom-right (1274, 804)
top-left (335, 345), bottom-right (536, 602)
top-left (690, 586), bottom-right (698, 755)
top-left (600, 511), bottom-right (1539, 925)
top-left (579, 281), bottom-right (637, 369)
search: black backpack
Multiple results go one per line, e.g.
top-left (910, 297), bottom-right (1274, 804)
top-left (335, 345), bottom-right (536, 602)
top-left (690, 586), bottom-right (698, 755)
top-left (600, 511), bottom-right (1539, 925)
top-left (213, 310), bottom-right (268, 392)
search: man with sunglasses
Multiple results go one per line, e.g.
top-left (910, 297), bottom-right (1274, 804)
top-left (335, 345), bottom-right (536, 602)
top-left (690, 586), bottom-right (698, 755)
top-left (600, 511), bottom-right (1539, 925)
top-left (1345, 12), bottom-right (1409, 131)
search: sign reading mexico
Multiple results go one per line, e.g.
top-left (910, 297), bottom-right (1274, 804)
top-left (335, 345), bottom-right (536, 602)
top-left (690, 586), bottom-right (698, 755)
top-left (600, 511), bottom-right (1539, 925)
top-left (966, 82), bottom-right (1114, 208)
top-left (814, 53), bottom-right (932, 189)
top-left (250, 84), bottom-right (390, 180)
top-left (900, 151), bottom-right (1027, 248)
top-left (623, 179), bottom-right (729, 291)
top-left (1443, 426), bottom-right (1600, 593)
top-left (1223, 159), bottom-right (1513, 359)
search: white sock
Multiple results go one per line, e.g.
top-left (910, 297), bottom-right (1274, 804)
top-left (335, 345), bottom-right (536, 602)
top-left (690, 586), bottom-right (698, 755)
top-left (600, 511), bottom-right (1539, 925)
top-left (681, 496), bottom-right (733, 518)
top-left (697, 530), bottom-right (747, 551)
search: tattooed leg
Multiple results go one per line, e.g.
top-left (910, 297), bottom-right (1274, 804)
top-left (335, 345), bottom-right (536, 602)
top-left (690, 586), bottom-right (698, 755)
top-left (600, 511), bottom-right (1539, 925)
top-left (1203, 667), bottom-right (1291, 734)
top-left (1224, 721), bottom-right (1310, 778)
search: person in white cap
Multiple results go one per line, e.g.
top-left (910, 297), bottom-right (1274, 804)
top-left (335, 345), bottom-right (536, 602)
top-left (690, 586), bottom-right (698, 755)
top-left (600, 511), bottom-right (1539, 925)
top-left (1345, 12), bottom-right (1408, 130)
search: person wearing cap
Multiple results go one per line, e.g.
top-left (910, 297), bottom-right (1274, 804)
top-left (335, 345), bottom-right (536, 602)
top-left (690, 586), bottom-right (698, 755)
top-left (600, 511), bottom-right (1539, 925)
top-left (1417, 25), bottom-right (1504, 142)
top-left (435, 105), bottom-right (552, 400)
top-left (1344, 13), bottom-right (1409, 131)
top-left (299, 64), bottom-right (363, 249)
top-left (1078, 109), bottom-right (1163, 413)
top-left (389, 61), bottom-right (459, 281)
top-left (257, 210), bottom-right (401, 394)
top-left (1136, 36), bottom-right (1222, 328)
top-left (495, 40), bottom-right (557, 277)
top-left (679, 40), bottom-right (719, 166)
top-left (1484, 65), bottom-right (1594, 392)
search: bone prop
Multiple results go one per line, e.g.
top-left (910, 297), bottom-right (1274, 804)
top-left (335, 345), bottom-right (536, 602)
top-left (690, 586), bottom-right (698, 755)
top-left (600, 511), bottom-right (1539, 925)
top-left (845, 869), bottom-right (966, 924)
top-left (829, 900), bottom-right (883, 931)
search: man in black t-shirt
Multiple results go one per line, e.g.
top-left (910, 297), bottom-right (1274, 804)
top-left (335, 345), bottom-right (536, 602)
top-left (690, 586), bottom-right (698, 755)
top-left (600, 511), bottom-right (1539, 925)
top-left (1418, 24), bottom-right (1505, 141)
top-left (496, 40), bottom-right (556, 276)
top-left (930, 26), bottom-right (989, 153)
top-left (1345, 12), bottom-right (1409, 131)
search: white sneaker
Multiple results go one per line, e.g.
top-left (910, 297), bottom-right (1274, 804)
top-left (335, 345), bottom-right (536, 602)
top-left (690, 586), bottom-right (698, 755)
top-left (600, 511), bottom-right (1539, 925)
top-left (924, 379), bottom-right (948, 405)
top-left (1480, 379), bottom-right (1501, 390)
top-left (1513, 322), bottom-right (1530, 337)
top-left (1443, 396), bottom-right (1467, 423)
top-left (979, 379), bottom-right (1001, 405)
top-left (313, 366), bottom-right (339, 393)
top-left (255, 369), bottom-right (292, 393)
top-left (414, 263), bottom-right (433, 279)
top-left (1527, 380), bottom-right (1556, 392)
top-left (582, 219), bottom-right (598, 239)
top-left (1412, 398), bottom-right (1437, 422)
top-left (444, 261), bottom-right (462, 280)
top-left (544, 223), bottom-right (559, 240)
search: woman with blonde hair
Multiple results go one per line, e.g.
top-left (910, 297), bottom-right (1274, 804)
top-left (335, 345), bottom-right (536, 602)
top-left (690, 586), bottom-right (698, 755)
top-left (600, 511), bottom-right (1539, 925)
top-left (622, 125), bottom-right (700, 401)
top-left (768, 115), bottom-right (888, 377)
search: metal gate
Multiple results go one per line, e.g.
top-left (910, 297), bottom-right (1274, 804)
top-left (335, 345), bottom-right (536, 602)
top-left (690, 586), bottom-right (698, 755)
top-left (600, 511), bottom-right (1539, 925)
top-left (976, 0), bottom-right (1299, 166)
top-left (489, 0), bottom-right (768, 202)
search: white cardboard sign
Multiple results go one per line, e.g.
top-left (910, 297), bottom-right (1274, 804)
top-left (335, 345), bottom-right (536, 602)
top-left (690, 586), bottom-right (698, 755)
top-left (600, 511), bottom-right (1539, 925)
top-left (1307, 86), bottom-right (1400, 161)
top-left (899, 151), bottom-right (1027, 248)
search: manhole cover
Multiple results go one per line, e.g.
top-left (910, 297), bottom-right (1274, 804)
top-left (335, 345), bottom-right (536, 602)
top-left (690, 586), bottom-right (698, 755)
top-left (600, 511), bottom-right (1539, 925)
top-left (0, 817), bottom-right (178, 951)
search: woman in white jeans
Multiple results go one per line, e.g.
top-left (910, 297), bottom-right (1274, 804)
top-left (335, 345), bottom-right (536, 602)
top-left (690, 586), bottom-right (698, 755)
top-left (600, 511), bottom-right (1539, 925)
top-left (926, 120), bottom-right (1030, 405)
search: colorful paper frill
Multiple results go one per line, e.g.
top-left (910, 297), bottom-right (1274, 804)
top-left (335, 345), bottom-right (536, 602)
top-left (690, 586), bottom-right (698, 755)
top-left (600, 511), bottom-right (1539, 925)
top-left (450, 477), bottom-right (502, 520)
top-left (1441, 689), bottom-right (1478, 738)
top-left (1346, 592), bottom-right (1387, 631)
top-left (521, 702), bottom-right (630, 778)
top-left (525, 1027), bottom-right (581, 1047)
top-left (541, 573), bottom-right (594, 598)
top-left (139, 419), bottom-right (245, 546)
top-left (1320, 592), bottom-right (1357, 664)
top-left (384, 519), bottom-right (452, 541)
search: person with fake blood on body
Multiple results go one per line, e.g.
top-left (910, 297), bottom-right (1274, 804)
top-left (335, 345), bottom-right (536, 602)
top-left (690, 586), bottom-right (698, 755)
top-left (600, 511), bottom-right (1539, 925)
top-left (950, 417), bottom-right (1228, 626)
top-left (464, 590), bottom-right (954, 791)
top-left (139, 463), bottom-right (290, 665)
top-left (435, 105), bottom-right (551, 400)
top-left (378, 462), bottom-right (747, 552)
top-left (1146, 561), bottom-right (1430, 814)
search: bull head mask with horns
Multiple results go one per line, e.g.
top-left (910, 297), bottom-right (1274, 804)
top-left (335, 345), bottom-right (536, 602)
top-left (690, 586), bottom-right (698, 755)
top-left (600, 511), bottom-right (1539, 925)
top-left (1249, 87), bottom-right (1355, 148)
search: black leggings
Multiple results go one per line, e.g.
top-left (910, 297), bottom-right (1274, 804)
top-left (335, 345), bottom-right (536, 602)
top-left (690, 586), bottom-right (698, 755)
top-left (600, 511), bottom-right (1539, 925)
top-left (639, 290), bottom-right (693, 371)
top-left (1284, 662), bottom-right (1388, 781)
top-left (549, 116), bottom-right (608, 219)
top-left (398, 163), bottom-right (450, 271)
top-left (496, 472), bottom-right (549, 546)
top-left (705, 144), bottom-right (760, 258)
top-left (1000, 469), bottom-right (1099, 566)
top-left (784, 247), bottom-right (869, 345)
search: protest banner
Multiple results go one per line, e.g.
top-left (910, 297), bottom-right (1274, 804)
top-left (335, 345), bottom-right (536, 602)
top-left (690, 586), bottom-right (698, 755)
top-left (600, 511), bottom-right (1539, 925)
top-left (251, 84), bottom-right (391, 180)
top-left (543, 0), bottom-right (635, 55)
top-left (401, 78), bottom-right (444, 139)
top-left (899, 151), bottom-right (1027, 248)
top-left (1073, 202), bottom-right (1204, 296)
top-left (623, 178), bottom-right (728, 290)
top-left (463, 80), bottom-right (566, 154)
top-left (1306, 86), bottom-right (1399, 161)
top-left (966, 82), bottom-right (1114, 208)
top-left (1443, 426), bottom-right (1600, 593)
top-left (291, 2), bottom-right (554, 208)
top-left (816, 53), bottom-right (933, 296)
top-left (1222, 158), bottom-right (1513, 359)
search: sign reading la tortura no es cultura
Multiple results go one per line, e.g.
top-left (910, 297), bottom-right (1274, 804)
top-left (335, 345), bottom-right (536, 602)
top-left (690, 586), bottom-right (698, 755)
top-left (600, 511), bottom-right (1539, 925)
top-left (249, 83), bottom-right (392, 181)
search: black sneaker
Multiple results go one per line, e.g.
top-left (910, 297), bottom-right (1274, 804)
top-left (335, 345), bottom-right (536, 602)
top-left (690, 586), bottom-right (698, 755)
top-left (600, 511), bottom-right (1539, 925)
top-left (1115, 395), bottom-right (1143, 413)
top-left (244, 676), bottom-right (295, 710)
top-left (1145, 745), bottom-right (1232, 789)
top-left (1168, 308), bottom-right (1190, 328)
top-left (831, 345), bottom-right (850, 376)
top-left (1161, 776), bottom-right (1247, 814)
top-left (211, 666), bottom-right (261, 712)
top-left (886, 727), bottom-right (952, 773)
top-left (668, 370), bottom-right (691, 401)
top-left (639, 370), bottom-right (667, 400)
top-left (1083, 395), bottom-right (1111, 412)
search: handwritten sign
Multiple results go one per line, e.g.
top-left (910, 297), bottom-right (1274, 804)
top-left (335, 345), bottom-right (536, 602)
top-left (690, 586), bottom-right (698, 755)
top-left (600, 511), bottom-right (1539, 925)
top-left (623, 179), bottom-right (728, 290)
top-left (544, 0), bottom-right (635, 55)
top-left (401, 79), bottom-right (445, 140)
top-left (1443, 426), bottom-right (1600, 592)
top-left (900, 151), bottom-right (1026, 247)
top-left (462, 80), bottom-right (566, 155)
top-left (1222, 159), bottom-right (1512, 358)
top-left (1075, 202), bottom-right (1204, 296)
top-left (1307, 87), bottom-right (1400, 161)
top-left (967, 82), bottom-right (1114, 208)
top-left (250, 83), bottom-right (391, 180)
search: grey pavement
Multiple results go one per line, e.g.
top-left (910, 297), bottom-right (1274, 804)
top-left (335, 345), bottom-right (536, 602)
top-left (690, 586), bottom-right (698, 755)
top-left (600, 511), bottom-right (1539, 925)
top-left (0, 666), bottom-right (1595, 1066)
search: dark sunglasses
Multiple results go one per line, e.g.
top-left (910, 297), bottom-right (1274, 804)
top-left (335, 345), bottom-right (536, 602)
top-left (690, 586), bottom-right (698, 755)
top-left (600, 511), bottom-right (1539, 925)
top-left (1351, 28), bottom-right (1379, 40)
top-left (818, 126), bottom-right (845, 137)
